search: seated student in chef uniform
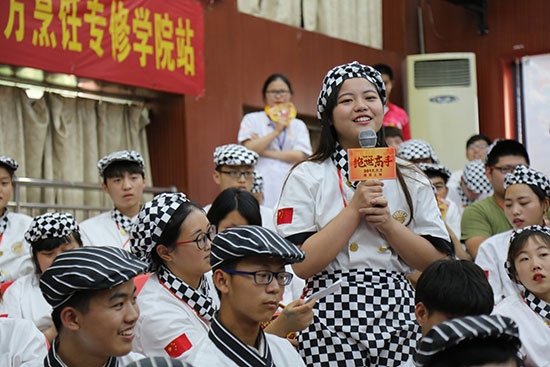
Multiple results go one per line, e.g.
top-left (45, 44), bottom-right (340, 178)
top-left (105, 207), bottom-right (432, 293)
top-left (80, 151), bottom-right (146, 249)
top-left (183, 225), bottom-right (307, 366)
top-left (39, 246), bottom-right (147, 367)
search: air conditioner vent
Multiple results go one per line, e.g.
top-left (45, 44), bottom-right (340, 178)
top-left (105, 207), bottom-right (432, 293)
top-left (414, 59), bottom-right (471, 88)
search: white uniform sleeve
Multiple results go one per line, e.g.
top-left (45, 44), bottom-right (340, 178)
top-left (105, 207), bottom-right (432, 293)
top-left (237, 113), bottom-right (259, 143)
top-left (290, 120), bottom-right (312, 155)
top-left (475, 237), bottom-right (503, 303)
top-left (0, 279), bottom-right (23, 318)
top-left (0, 318), bottom-right (48, 367)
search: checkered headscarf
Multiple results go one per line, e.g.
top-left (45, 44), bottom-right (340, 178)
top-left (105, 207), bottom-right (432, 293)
top-left (213, 144), bottom-right (258, 167)
top-left (413, 314), bottom-right (520, 367)
top-left (505, 225), bottom-right (550, 282)
top-left (0, 155), bottom-right (18, 171)
top-left (129, 192), bottom-right (189, 271)
top-left (462, 159), bottom-right (492, 194)
top-left (251, 171), bottom-right (264, 194)
top-left (24, 212), bottom-right (80, 244)
top-left (504, 164), bottom-right (550, 197)
top-left (97, 150), bottom-right (144, 177)
top-left (317, 61), bottom-right (386, 119)
top-left (397, 139), bottom-right (440, 164)
top-left (416, 163), bottom-right (452, 182)
top-left (211, 225), bottom-right (305, 271)
top-left (39, 246), bottom-right (147, 309)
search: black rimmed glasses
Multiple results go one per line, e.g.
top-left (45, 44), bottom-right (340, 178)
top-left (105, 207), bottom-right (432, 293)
top-left (223, 269), bottom-right (293, 286)
top-left (217, 170), bottom-right (255, 180)
top-left (174, 224), bottom-right (216, 250)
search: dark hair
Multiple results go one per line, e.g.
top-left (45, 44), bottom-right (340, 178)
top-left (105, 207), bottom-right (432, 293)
top-left (424, 170), bottom-right (449, 185)
top-left (150, 201), bottom-right (204, 270)
top-left (207, 188), bottom-right (261, 228)
top-left (373, 64), bottom-right (393, 80)
top-left (486, 140), bottom-right (529, 167)
top-left (51, 289), bottom-right (95, 331)
top-left (383, 126), bottom-right (403, 140)
top-left (506, 183), bottom-right (548, 206)
top-left (102, 161), bottom-right (145, 184)
top-left (507, 229), bottom-right (550, 282)
top-left (262, 74), bottom-right (293, 98)
top-left (415, 259), bottom-right (494, 316)
top-left (304, 80), bottom-right (415, 225)
top-left (31, 233), bottom-right (83, 274)
top-left (0, 163), bottom-right (15, 180)
top-left (426, 338), bottom-right (522, 367)
top-left (466, 134), bottom-right (491, 149)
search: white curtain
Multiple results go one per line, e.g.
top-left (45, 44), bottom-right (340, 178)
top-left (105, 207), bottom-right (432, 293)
top-left (238, 0), bottom-right (382, 49)
top-left (0, 86), bottom-right (153, 220)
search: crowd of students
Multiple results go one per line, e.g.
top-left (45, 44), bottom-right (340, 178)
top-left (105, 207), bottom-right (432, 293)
top-left (0, 61), bottom-right (549, 367)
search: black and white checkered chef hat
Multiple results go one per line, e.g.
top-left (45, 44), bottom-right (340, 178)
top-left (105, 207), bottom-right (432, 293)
top-left (416, 163), bottom-right (452, 182)
top-left (211, 225), bottom-right (305, 271)
top-left (129, 192), bottom-right (189, 271)
top-left (251, 171), bottom-right (264, 194)
top-left (0, 155), bottom-right (19, 171)
top-left (213, 144), bottom-right (258, 167)
top-left (397, 139), bottom-right (440, 164)
top-left (97, 150), bottom-right (145, 177)
top-left (505, 224), bottom-right (550, 282)
top-left (504, 164), bottom-right (550, 197)
top-left (24, 212), bottom-right (80, 244)
top-left (462, 159), bottom-right (492, 194)
top-left (317, 61), bottom-right (386, 120)
top-left (413, 314), bottom-right (520, 367)
top-left (39, 246), bottom-right (147, 309)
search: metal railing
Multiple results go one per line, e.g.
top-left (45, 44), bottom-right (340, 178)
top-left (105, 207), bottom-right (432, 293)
top-left (7, 177), bottom-right (177, 218)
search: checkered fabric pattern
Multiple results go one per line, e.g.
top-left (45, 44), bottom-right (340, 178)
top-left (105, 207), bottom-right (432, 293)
top-left (213, 144), bottom-right (258, 167)
top-left (484, 138), bottom-right (503, 165)
top-left (251, 171), bottom-right (264, 194)
top-left (211, 225), bottom-right (305, 271)
top-left (504, 164), bottom-right (550, 197)
top-left (413, 314), bottom-right (520, 367)
top-left (0, 155), bottom-right (18, 171)
top-left (97, 150), bottom-right (144, 176)
top-left (299, 268), bottom-right (419, 367)
top-left (24, 212), bottom-right (80, 243)
top-left (317, 61), bottom-right (386, 120)
top-left (463, 159), bottom-right (492, 193)
top-left (39, 246), bottom-right (147, 309)
top-left (397, 139), bottom-right (440, 164)
top-left (416, 163), bottom-right (452, 181)
top-left (129, 192), bottom-right (189, 271)
top-left (0, 208), bottom-right (8, 235)
top-left (159, 265), bottom-right (216, 322)
top-left (505, 225), bottom-right (550, 282)
top-left (111, 208), bottom-right (134, 233)
top-left (332, 142), bottom-right (360, 189)
top-left (524, 290), bottom-right (550, 325)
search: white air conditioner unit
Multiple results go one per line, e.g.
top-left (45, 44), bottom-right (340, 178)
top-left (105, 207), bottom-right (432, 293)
top-left (405, 52), bottom-right (479, 171)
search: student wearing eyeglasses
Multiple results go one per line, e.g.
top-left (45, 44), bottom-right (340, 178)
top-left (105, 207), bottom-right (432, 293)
top-left (238, 74), bottom-right (312, 209)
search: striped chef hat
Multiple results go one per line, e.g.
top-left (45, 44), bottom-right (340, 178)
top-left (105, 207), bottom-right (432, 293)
top-left (211, 225), bottom-right (305, 271)
top-left (213, 144), bottom-right (258, 167)
top-left (0, 155), bottom-right (19, 171)
top-left (97, 150), bottom-right (144, 176)
top-left (416, 163), bottom-right (452, 182)
top-left (24, 212), bottom-right (80, 244)
top-left (317, 61), bottom-right (386, 120)
top-left (129, 192), bottom-right (190, 271)
top-left (504, 164), bottom-right (550, 197)
top-left (397, 139), bottom-right (440, 164)
top-left (462, 159), bottom-right (492, 194)
top-left (413, 314), bottom-right (521, 367)
top-left (39, 246), bottom-right (147, 309)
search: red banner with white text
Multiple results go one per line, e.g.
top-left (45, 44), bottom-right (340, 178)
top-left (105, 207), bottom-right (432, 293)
top-left (0, 0), bottom-right (204, 95)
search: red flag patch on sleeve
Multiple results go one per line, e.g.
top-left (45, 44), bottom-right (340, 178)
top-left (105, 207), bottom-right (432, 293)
top-left (484, 270), bottom-right (489, 280)
top-left (277, 208), bottom-right (293, 225)
top-left (164, 333), bottom-right (192, 358)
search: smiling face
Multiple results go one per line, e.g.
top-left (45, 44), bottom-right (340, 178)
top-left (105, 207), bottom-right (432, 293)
top-left (514, 235), bottom-right (550, 302)
top-left (0, 166), bottom-right (13, 212)
top-left (332, 78), bottom-right (384, 149)
top-left (504, 184), bottom-right (548, 229)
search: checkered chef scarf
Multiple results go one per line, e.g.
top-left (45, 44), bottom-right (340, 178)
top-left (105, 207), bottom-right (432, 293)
top-left (332, 142), bottom-right (360, 189)
top-left (524, 290), bottom-right (550, 325)
top-left (111, 208), bottom-right (134, 233)
top-left (158, 265), bottom-right (216, 323)
top-left (504, 164), bottom-right (550, 197)
top-left (0, 208), bottom-right (8, 235)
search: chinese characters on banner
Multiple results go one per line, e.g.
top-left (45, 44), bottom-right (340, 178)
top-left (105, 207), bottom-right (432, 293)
top-left (1, 0), bottom-right (204, 95)
top-left (348, 147), bottom-right (396, 181)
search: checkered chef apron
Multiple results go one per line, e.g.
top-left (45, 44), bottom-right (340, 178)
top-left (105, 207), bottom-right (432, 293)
top-left (299, 268), bottom-right (420, 366)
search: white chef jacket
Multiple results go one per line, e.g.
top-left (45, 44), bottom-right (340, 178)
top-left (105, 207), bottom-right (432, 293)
top-left (276, 158), bottom-right (450, 274)
top-left (80, 211), bottom-right (135, 249)
top-left (0, 272), bottom-right (52, 331)
top-left (475, 230), bottom-right (520, 304)
top-left (0, 212), bottom-right (33, 282)
top-left (443, 197), bottom-right (462, 240)
top-left (183, 332), bottom-right (306, 366)
top-left (133, 273), bottom-right (212, 359)
top-left (0, 317), bottom-right (48, 367)
top-left (493, 293), bottom-right (550, 367)
top-left (238, 111), bottom-right (312, 209)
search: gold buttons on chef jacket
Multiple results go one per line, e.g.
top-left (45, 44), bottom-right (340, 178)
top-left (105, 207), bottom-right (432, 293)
top-left (378, 246), bottom-right (388, 253)
top-left (121, 229), bottom-right (127, 236)
top-left (350, 242), bottom-right (359, 252)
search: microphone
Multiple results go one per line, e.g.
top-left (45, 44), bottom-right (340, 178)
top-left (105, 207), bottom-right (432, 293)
top-left (358, 129), bottom-right (377, 148)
